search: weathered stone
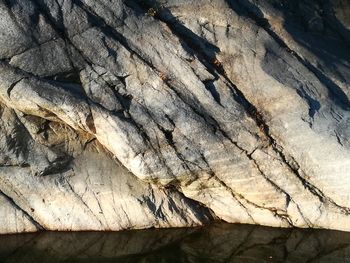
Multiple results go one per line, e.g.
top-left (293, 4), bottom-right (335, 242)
top-left (0, 0), bottom-right (349, 233)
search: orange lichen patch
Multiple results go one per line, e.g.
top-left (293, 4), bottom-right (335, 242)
top-left (86, 113), bottom-right (96, 134)
top-left (147, 8), bottom-right (157, 17)
top-left (212, 58), bottom-right (225, 74)
top-left (159, 72), bottom-right (168, 81)
top-left (259, 124), bottom-right (265, 133)
top-left (213, 58), bottom-right (222, 67)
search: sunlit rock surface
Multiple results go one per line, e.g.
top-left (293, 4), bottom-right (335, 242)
top-left (0, 0), bottom-right (350, 233)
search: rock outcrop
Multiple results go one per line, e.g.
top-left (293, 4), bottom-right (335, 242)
top-left (0, 0), bottom-right (349, 233)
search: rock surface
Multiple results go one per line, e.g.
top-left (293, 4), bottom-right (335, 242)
top-left (0, 0), bottom-right (349, 233)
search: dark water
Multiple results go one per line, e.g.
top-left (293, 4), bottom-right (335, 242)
top-left (1, 223), bottom-right (350, 263)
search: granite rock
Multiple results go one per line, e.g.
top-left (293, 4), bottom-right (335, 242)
top-left (0, 0), bottom-right (349, 233)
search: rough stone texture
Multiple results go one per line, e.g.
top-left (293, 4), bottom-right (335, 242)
top-left (0, 0), bottom-right (349, 233)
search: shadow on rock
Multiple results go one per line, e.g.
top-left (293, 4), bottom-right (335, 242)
top-left (2, 223), bottom-right (350, 262)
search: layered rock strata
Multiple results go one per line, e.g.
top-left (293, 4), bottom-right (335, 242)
top-left (0, 0), bottom-right (349, 233)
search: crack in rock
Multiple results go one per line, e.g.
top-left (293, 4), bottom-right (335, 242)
top-left (0, 0), bottom-right (350, 233)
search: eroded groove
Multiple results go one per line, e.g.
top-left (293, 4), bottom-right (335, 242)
top-left (272, 146), bottom-right (350, 215)
top-left (0, 189), bottom-right (44, 230)
top-left (206, 169), bottom-right (295, 226)
top-left (248, 154), bottom-right (312, 227)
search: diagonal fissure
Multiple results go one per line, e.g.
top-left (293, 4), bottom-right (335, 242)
top-left (0, 189), bottom-right (45, 231)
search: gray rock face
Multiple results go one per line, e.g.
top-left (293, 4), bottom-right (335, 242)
top-left (0, 0), bottom-right (349, 233)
